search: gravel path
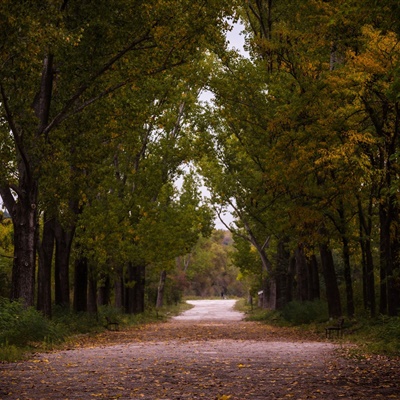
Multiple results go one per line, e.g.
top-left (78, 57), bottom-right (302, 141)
top-left (1, 300), bottom-right (399, 399)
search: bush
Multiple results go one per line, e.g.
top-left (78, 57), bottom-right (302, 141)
top-left (0, 298), bottom-right (64, 346)
top-left (51, 305), bottom-right (104, 335)
top-left (358, 316), bottom-right (400, 355)
top-left (281, 300), bottom-right (329, 325)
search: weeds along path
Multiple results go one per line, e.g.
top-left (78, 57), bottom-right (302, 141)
top-left (1, 300), bottom-right (399, 399)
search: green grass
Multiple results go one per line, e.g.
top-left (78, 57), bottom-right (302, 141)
top-left (238, 298), bottom-right (400, 356)
top-left (0, 298), bottom-right (191, 362)
top-left (2, 297), bottom-right (399, 361)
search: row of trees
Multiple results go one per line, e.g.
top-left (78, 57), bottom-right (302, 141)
top-left (2, 0), bottom-right (400, 321)
top-left (198, 0), bottom-right (400, 318)
top-left (0, 0), bottom-right (234, 316)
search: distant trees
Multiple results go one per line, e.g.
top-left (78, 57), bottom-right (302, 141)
top-left (176, 230), bottom-right (244, 298)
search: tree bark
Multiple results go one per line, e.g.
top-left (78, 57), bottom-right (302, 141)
top-left (308, 254), bottom-right (320, 301)
top-left (54, 220), bottom-right (75, 307)
top-left (125, 262), bottom-right (146, 314)
top-left (319, 242), bottom-right (342, 318)
top-left (37, 215), bottom-right (55, 317)
top-left (87, 265), bottom-right (98, 314)
top-left (295, 244), bottom-right (309, 301)
top-left (358, 196), bottom-right (375, 317)
top-left (337, 202), bottom-right (355, 317)
top-left (275, 239), bottom-right (290, 310)
top-left (156, 270), bottom-right (167, 309)
top-left (114, 268), bottom-right (125, 310)
top-left (342, 234), bottom-right (355, 317)
top-left (381, 197), bottom-right (400, 316)
top-left (73, 256), bottom-right (88, 312)
top-left (0, 185), bottom-right (39, 307)
top-left (379, 204), bottom-right (390, 314)
top-left (98, 274), bottom-right (111, 306)
top-left (1, 54), bottom-right (55, 307)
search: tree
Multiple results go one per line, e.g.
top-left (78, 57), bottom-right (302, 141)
top-left (0, 0), bottom-right (231, 307)
top-left (0, 212), bottom-right (13, 298)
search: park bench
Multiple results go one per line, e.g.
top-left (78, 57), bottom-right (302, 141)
top-left (325, 317), bottom-right (344, 339)
top-left (105, 316), bottom-right (119, 331)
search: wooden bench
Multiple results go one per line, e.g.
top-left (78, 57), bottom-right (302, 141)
top-left (105, 316), bottom-right (119, 331)
top-left (325, 318), bottom-right (344, 339)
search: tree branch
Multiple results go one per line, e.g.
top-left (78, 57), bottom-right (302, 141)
top-left (0, 252), bottom-right (13, 259)
top-left (43, 30), bottom-right (154, 136)
top-left (0, 185), bottom-right (16, 213)
top-left (0, 85), bottom-right (33, 186)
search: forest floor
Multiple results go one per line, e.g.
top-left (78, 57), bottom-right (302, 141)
top-left (1, 300), bottom-right (399, 399)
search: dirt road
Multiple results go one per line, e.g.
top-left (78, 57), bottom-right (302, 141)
top-left (172, 299), bottom-right (243, 321)
top-left (1, 300), bottom-right (399, 399)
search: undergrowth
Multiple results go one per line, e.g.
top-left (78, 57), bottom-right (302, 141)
top-left (241, 299), bottom-right (400, 356)
top-left (0, 298), bottom-right (189, 362)
top-left (2, 297), bottom-right (399, 361)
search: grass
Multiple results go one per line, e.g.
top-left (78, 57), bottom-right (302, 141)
top-left (238, 299), bottom-right (400, 357)
top-left (2, 297), bottom-right (399, 361)
top-left (0, 299), bottom-right (191, 362)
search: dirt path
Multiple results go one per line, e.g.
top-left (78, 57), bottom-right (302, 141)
top-left (1, 300), bottom-right (399, 399)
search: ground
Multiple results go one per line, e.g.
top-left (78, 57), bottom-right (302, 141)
top-left (1, 300), bottom-right (399, 399)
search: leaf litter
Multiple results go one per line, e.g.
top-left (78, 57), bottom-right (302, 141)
top-left (1, 320), bottom-right (399, 399)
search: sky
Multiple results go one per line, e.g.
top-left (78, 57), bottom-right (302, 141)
top-left (226, 21), bottom-right (248, 56)
top-left (204, 21), bottom-right (247, 230)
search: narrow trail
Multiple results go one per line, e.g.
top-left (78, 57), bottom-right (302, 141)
top-left (1, 300), bottom-right (399, 399)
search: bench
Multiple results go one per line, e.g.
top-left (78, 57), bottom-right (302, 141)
top-left (105, 316), bottom-right (119, 331)
top-left (325, 318), bottom-right (344, 339)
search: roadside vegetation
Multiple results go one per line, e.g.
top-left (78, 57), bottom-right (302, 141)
top-left (0, 298), bottom-right (190, 362)
top-left (237, 299), bottom-right (400, 357)
top-left (2, 297), bottom-right (399, 362)
top-left (1, 1), bottom-right (400, 371)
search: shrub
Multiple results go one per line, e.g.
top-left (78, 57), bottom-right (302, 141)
top-left (0, 298), bottom-right (64, 346)
top-left (281, 300), bottom-right (329, 325)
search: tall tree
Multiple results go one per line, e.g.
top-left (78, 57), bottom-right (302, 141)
top-left (0, 0), bottom-right (231, 307)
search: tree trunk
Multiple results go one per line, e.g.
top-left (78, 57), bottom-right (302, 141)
top-left (262, 275), bottom-right (276, 309)
top-left (54, 220), bottom-right (74, 307)
top-left (275, 239), bottom-right (290, 310)
top-left (388, 240), bottom-right (400, 316)
top-left (98, 274), bottom-right (111, 306)
top-left (1, 184), bottom-right (39, 307)
top-left (125, 262), bottom-right (146, 314)
top-left (342, 235), bottom-right (355, 317)
top-left (337, 202), bottom-right (355, 317)
top-left (134, 263), bottom-right (146, 313)
top-left (379, 199), bottom-right (400, 316)
top-left (37, 215), bottom-right (55, 317)
top-left (156, 270), bottom-right (167, 309)
top-left (379, 202), bottom-right (389, 315)
top-left (358, 196), bottom-right (376, 317)
top-left (295, 244), bottom-right (309, 301)
top-left (319, 242), bottom-right (342, 318)
top-left (308, 254), bottom-right (320, 301)
top-left (73, 256), bottom-right (88, 312)
top-left (286, 256), bottom-right (296, 304)
top-left (87, 265), bottom-right (98, 314)
top-left (114, 268), bottom-right (125, 310)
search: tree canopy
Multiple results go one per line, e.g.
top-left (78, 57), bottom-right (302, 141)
top-left (1, 0), bottom-right (400, 319)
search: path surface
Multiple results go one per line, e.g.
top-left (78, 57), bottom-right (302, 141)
top-left (172, 299), bottom-right (243, 321)
top-left (1, 300), bottom-right (399, 399)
